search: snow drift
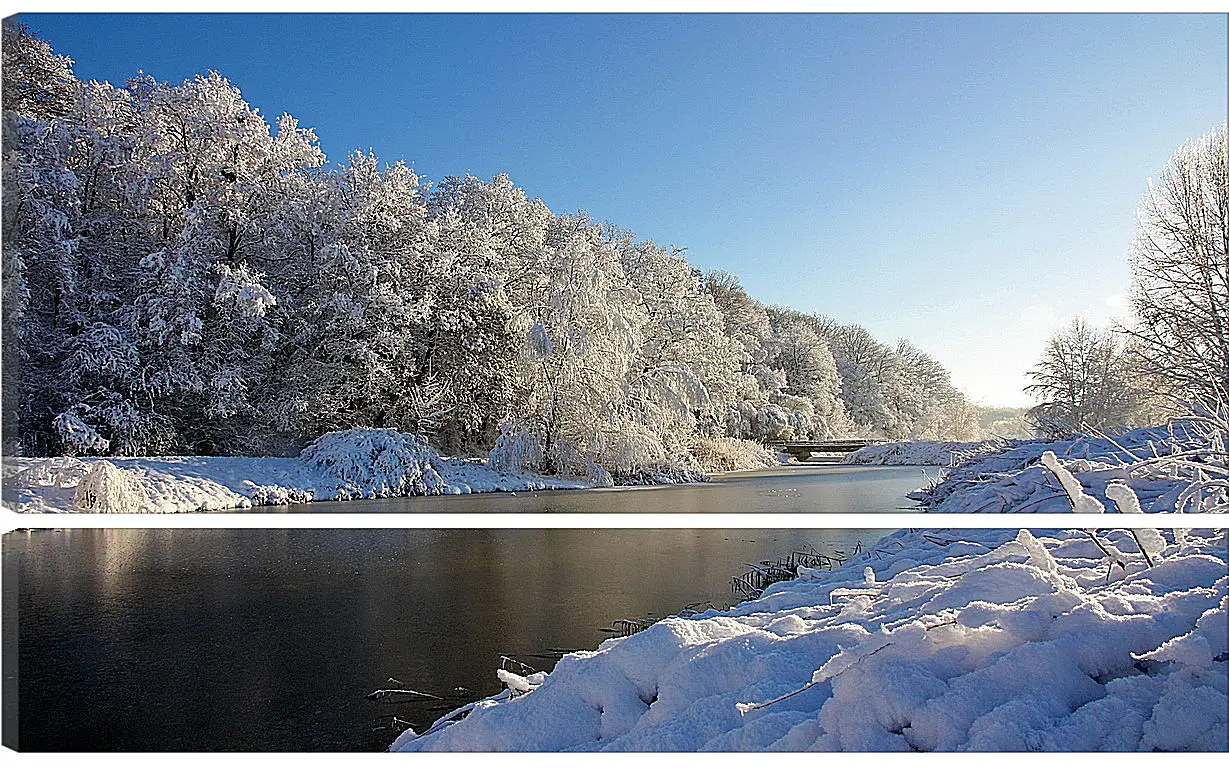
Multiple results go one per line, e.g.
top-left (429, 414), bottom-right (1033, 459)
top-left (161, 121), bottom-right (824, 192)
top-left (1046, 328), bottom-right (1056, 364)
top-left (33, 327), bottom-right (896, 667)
top-left (2, 428), bottom-right (587, 513)
top-left (392, 527), bottom-right (1228, 752)
top-left (842, 439), bottom-right (1008, 467)
top-left (911, 422), bottom-right (1228, 515)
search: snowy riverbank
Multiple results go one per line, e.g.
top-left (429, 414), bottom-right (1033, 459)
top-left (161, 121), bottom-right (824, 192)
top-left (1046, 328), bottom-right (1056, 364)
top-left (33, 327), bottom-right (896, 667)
top-left (392, 526), bottom-right (1228, 752)
top-left (1, 429), bottom-right (591, 513)
top-left (911, 423), bottom-right (1226, 515)
top-left (841, 421), bottom-right (1228, 516)
top-left (842, 439), bottom-right (1008, 467)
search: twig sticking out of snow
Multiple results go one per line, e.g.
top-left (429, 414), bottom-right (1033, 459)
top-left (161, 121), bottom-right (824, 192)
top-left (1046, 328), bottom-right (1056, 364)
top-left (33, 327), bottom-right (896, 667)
top-left (1105, 482), bottom-right (1167, 566)
top-left (1105, 481), bottom-right (1144, 515)
top-left (1016, 529), bottom-right (1059, 575)
top-left (1082, 530), bottom-right (1129, 582)
top-left (366, 688), bottom-right (444, 702)
top-left (1176, 478), bottom-right (1229, 513)
top-left (736, 641), bottom-right (895, 715)
top-left (408, 689), bottom-right (515, 742)
top-left (1040, 451), bottom-right (1105, 514)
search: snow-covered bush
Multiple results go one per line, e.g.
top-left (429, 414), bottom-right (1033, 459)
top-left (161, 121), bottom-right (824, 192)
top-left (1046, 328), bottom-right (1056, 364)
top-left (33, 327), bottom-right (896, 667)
top-left (584, 458), bottom-right (614, 488)
top-left (488, 422), bottom-right (546, 474)
top-left (52, 411), bottom-right (110, 455)
top-left (590, 426), bottom-right (707, 485)
top-left (9, 456), bottom-right (88, 489)
top-left (246, 484), bottom-right (314, 506)
top-left (691, 436), bottom-right (778, 473)
top-left (73, 460), bottom-right (147, 513)
top-left (299, 429), bottom-right (446, 498)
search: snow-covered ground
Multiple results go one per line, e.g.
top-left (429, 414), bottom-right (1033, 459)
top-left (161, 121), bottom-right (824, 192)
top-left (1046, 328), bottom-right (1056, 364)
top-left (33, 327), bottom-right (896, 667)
top-left (392, 526), bottom-right (1228, 752)
top-left (2, 429), bottom-right (589, 513)
top-left (910, 423), bottom-right (1227, 515)
top-left (842, 439), bottom-right (1009, 467)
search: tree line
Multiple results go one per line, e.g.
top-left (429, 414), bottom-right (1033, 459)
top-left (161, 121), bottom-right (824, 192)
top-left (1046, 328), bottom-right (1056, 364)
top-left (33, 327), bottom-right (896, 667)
top-left (1, 21), bottom-right (978, 475)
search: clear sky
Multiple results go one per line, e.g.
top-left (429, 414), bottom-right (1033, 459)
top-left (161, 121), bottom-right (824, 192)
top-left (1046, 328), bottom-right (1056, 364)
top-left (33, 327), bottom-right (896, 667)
top-left (17, 12), bottom-right (1228, 406)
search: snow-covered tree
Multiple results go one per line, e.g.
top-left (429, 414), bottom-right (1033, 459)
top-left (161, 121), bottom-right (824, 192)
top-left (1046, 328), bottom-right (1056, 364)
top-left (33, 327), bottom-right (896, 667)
top-left (5, 30), bottom-right (981, 466)
top-left (1124, 123), bottom-right (1229, 406)
top-left (1025, 318), bottom-right (1143, 438)
top-left (2, 19), bottom-right (77, 119)
top-left (894, 339), bottom-right (979, 440)
top-left (613, 236), bottom-right (741, 442)
top-left (764, 308), bottom-right (851, 439)
top-left (819, 321), bottom-right (909, 438)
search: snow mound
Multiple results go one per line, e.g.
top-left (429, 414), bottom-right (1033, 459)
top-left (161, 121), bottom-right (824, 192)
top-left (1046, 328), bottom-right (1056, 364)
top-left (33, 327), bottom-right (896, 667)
top-left (72, 460), bottom-right (148, 513)
top-left (3, 451), bottom-right (590, 513)
top-left (299, 428), bottom-right (448, 498)
top-left (913, 422), bottom-right (1227, 514)
top-left (394, 528), bottom-right (1228, 752)
top-left (843, 440), bottom-right (1008, 467)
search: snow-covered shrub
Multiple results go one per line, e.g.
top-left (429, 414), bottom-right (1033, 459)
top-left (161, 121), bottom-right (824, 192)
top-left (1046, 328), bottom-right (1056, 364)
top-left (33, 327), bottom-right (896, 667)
top-left (691, 436), bottom-right (777, 473)
top-left (914, 418), bottom-right (1228, 514)
top-left (588, 426), bottom-right (707, 485)
top-left (246, 484), bottom-right (314, 506)
top-left (300, 428), bottom-right (446, 498)
top-left (488, 422), bottom-right (546, 474)
top-left (52, 411), bottom-right (109, 455)
top-left (584, 458), bottom-right (614, 488)
top-left (73, 460), bottom-right (147, 513)
top-left (10, 456), bottom-right (88, 489)
top-left (599, 428), bottom-right (668, 475)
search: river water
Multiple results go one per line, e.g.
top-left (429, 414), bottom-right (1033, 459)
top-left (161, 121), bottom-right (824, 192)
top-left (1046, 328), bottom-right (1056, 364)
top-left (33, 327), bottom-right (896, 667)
top-left (5, 526), bottom-right (892, 751)
top-left (291, 464), bottom-right (931, 513)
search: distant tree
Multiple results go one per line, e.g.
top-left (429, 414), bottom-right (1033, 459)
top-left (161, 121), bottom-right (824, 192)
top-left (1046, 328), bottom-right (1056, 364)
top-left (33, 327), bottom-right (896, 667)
top-left (764, 308), bottom-right (850, 438)
top-left (1124, 123), bottom-right (1228, 406)
top-left (976, 406), bottom-right (1030, 439)
top-left (894, 339), bottom-right (979, 440)
top-left (2, 19), bottom-right (77, 119)
top-left (819, 321), bottom-right (908, 438)
top-left (1025, 318), bottom-right (1141, 437)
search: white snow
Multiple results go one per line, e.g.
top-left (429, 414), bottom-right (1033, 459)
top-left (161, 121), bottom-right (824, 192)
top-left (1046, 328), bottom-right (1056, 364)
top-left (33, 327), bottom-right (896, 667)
top-left (392, 527), bottom-right (1228, 752)
top-left (2, 429), bottom-right (589, 513)
top-left (891, 422), bottom-right (1229, 515)
top-left (843, 440), bottom-right (1007, 467)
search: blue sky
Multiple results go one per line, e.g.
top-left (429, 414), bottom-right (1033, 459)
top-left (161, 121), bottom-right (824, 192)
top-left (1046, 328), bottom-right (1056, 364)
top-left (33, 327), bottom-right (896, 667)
top-left (19, 12), bottom-right (1228, 406)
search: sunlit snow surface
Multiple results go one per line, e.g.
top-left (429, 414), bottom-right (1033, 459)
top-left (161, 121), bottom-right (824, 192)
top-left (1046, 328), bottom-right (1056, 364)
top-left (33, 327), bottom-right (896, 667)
top-left (393, 527), bottom-right (1228, 752)
top-left (2, 453), bottom-right (586, 513)
top-left (849, 424), bottom-right (1227, 514)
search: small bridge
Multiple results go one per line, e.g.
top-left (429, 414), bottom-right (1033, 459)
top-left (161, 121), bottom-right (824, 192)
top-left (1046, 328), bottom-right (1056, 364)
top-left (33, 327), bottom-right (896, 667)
top-left (771, 440), bottom-right (883, 463)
